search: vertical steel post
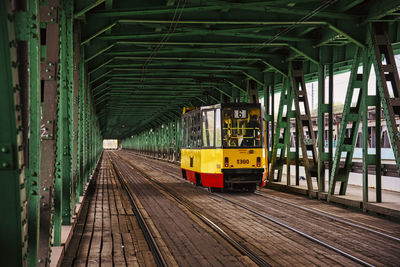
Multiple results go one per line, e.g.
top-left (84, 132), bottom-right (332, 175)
top-left (370, 22), bottom-right (400, 183)
top-left (0, 1), bottom-right (26, 265)
top-left (328, 59), bottom-right (334, 181)
top-left (76, 39), bottom-right (85, 202)
top-left (362, 48), bottom-right (370, 204)
top-left (318, 63), bottom-right (326, 192)
top-left (375, 81), bottom-right (382, 203)
top-left (24, 0), bottom-right (41, 265)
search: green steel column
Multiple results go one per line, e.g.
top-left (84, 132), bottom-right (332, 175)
top-left (328, 59), bottom-right (334, 182)
top-left (0, 1), bottom-right (26, 265)
top-left (362, 48), bottom-right (369, 203)
top-left (54, 1), bottom-right (67, 244)
top-left (85, 82), bottom-right (90, 182)
top-left (263, 72), bottom-right (274, 160)
top-left (271, 77), bottom-right (275, 162)
top-left (176, 118), bottom-right (181, 161)
top-left (25, 0), bottom-right (41, 265)
top-left (76, 42), bottom-right (85, 201)
top-left (63, 0), bottom-right (75, 225)
top-left (375, 80), bottom-right (382, 203)
top-left (317, 64), bottom-right (326, 192)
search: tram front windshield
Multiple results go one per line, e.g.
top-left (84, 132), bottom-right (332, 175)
top-left (222, 107), bottom-right (262, 148)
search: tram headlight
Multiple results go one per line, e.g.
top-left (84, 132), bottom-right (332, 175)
top-left (224, 157), bottom-right (229, 167)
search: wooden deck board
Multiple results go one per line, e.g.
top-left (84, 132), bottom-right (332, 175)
top-left (61, 157), bottom-right (155, 266)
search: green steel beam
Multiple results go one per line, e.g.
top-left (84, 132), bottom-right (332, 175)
top-left (0, 2), bottom-right (25, 265)
top-left (75, 0), bottom-right (105, 19)
top-left (25, 0), bottom-right (41, 265)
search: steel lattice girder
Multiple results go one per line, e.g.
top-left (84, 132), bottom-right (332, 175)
top-left (76, 0), bottom-right (400, 139)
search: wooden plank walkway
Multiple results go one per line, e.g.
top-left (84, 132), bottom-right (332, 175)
top-left (61, 157), bottom-right (155, 267)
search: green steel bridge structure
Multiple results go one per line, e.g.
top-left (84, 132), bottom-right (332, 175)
top-left (1, 0), bottom-right (400, 266)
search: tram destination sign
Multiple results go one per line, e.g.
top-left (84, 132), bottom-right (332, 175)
top-left (233, 109), bottom-right (247, 119)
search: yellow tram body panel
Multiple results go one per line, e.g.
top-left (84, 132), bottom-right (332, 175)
top-left (222, 148), bottom-right (263, 169)
top-left (181, 148), bottom-right (263, 173)
top-left (181, 148), bottom-right (222, 174)
top-left (181, 148), bottom-right (264, 189)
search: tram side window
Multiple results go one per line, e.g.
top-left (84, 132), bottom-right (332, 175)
top-left (188, 115), bottom-right (193, 147)
top-left (195, 113), bottom-right (201, 148)
top-left (202, 110), bottom-right (215, 147)
top-left (188, 112), bottom-right (201, 148)
top-left (215, 109), bottom-right (222, 147)
top-left (181, 117), bottom-right (187, 148)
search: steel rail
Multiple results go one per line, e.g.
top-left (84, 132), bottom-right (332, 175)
top-left (108, 154), bottom-right (167, 267)
top-left (214, 193), bottom-right (375, 267)
top-left (125, 152), bottom-right (378, 267)
top-left (114, 153), bottom-right (271, 267)
top-left (253, 192), bottom-right (400, 243)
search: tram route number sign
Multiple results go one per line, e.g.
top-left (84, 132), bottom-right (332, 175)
top-left (233, 109), bottom-right (247, 119)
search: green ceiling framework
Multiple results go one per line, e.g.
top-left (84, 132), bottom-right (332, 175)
top-left (77, 0), bottom-right (400, 139)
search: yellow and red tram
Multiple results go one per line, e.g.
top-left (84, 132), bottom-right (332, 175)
top-left (180, 103), bottom-right (267, 191)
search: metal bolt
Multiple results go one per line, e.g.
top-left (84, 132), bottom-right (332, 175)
top-left (40, 195), bottom-right (44, 199)
top-left (42, 203), bottom-right (47, 207)
top-left (1, 147), bottom-right (8, 153)
top-left (45, 69), bottom-right (49, 72)
top-left (43, 187), bottom-right (48, 191)
top-left (48, 63), bottom-right (53, 66)
top-left (47, 12), bottom-right (52, 16)
top-left (38, 259), bottom-right (43, 263)
top-left (50, 19), bottom-right (55, 22)
top-left (2, 162), bottom-right (9, 168)
top-left (48, 75), bottom-right (53, 79)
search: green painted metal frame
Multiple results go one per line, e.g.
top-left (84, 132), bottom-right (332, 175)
top-left (328, 48), bottom-right (371, 200)
top-left (269, 77), bottom-right (294, 183)
top-left (20, 0), bottom-right (41, 265)
top-left (289, 62), bottom-right (319, 197)
top-left (368, 22), bottom-right (400, 202)
top-left (0, 1), bottom-right (26, 265)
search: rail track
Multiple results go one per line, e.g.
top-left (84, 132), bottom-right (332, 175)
top-left (110, 151), bottom-right (270, 267)
top-left (121, 150), bottom-right (400, 266)
top-left (108, 154), bottom-right (167, 267)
